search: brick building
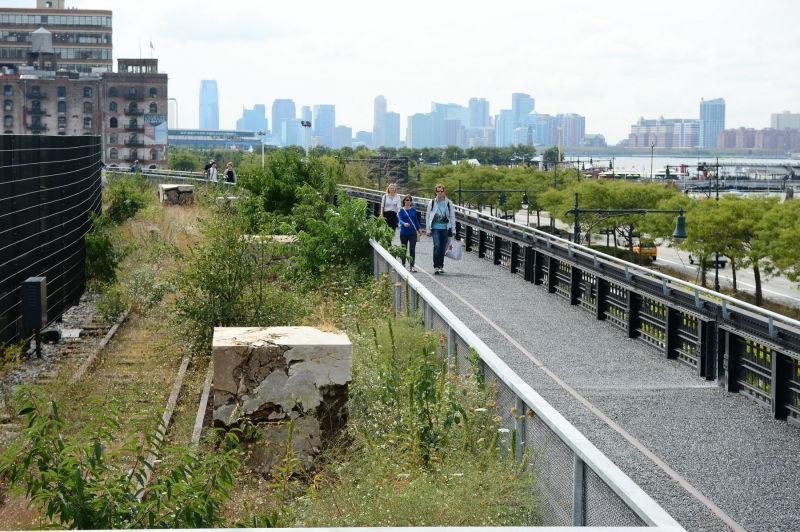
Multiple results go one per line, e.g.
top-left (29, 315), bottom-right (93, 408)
top-left (1, 56), bottom-right (168, 167)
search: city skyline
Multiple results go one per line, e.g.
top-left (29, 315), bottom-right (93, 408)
top-left (5, 0), bottom-right (797, 143)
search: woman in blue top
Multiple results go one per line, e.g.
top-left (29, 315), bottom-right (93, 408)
top-left (425, 183), bottom-right (456, 274)
top-left (397, 194), bottom-right (421, 272)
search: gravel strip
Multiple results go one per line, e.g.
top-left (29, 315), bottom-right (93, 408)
top-left (405, 238), bottom-right (800, 531)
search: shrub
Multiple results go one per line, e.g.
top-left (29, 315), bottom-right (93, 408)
top-left (0, 387), bottom-right (241, 529)
top-left (84, 216), bottom-right (121, 285)
top-left (173, 211), bottom-right (309, 354)
top-left (237, 151), bottom-right (337, 217)
top-left (294, 194), bottom-right (393, 281)
top-left (96, 283), bottom-right (127, 322)
top-left (104, 174), bottom-right (151, 225)
top-left (124, 265), bottom-right (174, 313)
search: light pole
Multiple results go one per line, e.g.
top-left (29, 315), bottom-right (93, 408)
top-left (256, 130), bottom-right (266, 168)
top-left (650, 142), bottom-right (655, 180)
top-left (568, 193), bottom-right (687, 245)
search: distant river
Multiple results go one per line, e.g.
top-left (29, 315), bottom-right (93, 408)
top-left (562, 154), bottom-right (798, 177)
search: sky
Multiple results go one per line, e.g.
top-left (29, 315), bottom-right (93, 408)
top-left (7, 0), bottom-right (800, 143)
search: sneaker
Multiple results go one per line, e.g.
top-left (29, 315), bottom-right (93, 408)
top-left (434, 269), bottom-right (440, 275)
top-left (410, 267), bottom-right (418, 272)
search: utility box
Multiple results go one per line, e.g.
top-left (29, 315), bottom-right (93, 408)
top-left (22, 277), bottom-right (47, 332)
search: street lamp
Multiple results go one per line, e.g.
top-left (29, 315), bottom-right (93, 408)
top-left (568, 193), bottom-right (687, 245)
top-left (698, 161), bottom-right (722, 291)
top-left (256, 130), bottom-right (266, 168)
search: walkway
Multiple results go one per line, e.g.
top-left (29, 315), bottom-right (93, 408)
top-left (406, 237), bottom-right (800, 531)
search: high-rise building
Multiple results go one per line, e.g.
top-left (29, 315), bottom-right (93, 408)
top-left (533, 114), bottom-right (558, 146)
top-left (556, 113), bottom-right (586, 147)
top-left (495, 109), bottom-right (515, 147)
top-left (629, 117), bottom-right (699, 148)
top-left (372, 94), bottom-right (387, 148)
top-left (354, 130), bottom-right (373, 147)
top-left (199, 80), bottom-right (219, 130)
top-left (406, 113), bottom-right (432, 148)
top-left (771, 111), bottom-right (800, 130)
top-left (334, 125), bottom-right (352, 148)
top-left (299, 105), bottom-right (312, 148)
top-left (0, 1), bottom-right (113, 73)
top-left (699, 97), bottom-right (725, 149)
top-left (313, 104), bottom-right (335, 147)
top-left (235, 104), bottom-right (267, 133)
top-left (385, 111), bottom-right (400, 148)
top-left (431, 102), bottom-right (469, 127)
top-left (271, 98), bottom-right (296, 145)
top-left (468, 97), bottom-right (490, 128)
top-left (511, 92), bottom-right (535, 126)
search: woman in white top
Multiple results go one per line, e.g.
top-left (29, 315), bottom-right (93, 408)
top-left (379, 182), bottom-right (402, 230)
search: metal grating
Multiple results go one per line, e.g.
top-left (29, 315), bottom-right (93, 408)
top-left (498, 239), bottom-right (513, 269)
top-left (787, 357), bottom-right (800, 423)
top-left (526, 414), bottom-right (575, 526)
top-left (584, 464), bottom-right (646, 527)
top-left (579, 270), bottom-right (598, 314)
top-left (638, 297), bottom-right (666, 350)
top-left (675, 312), bottom-right (700, 368)
top-left (554, 261), bottom-right (572, 301)
top-left (736, 336), bottom-right (773, 406)
top-left (605, 282), bottom-right (629, 332)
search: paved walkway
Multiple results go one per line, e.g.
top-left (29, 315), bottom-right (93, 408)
top-left (405, 236), bottom-right (800, 531)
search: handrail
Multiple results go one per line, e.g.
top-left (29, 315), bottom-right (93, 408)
top-left (371, 239), bottom-right (684, 531)
top-left (342, 185), bottom-right (800, 334)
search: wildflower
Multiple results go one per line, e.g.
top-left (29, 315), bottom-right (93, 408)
top-left (473, 407), bottom-right (487, 413)
top-left (497, 428), bottom-right (510, 434)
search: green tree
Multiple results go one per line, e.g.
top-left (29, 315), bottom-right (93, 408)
top-left (757, 199), bottom-right (800, 287)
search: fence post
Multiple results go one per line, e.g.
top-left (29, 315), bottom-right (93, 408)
top-left (514, 396), bottom-right (526, 465)
top-left (493, 236), bottom-right (503, 265)
top-left (447, 326), bottom-right (456, 364)
top-left (393, 271), bottom-right (402, 315)
top-left (572, 455), bottom-right (586, 526)
top-left (478, 230), bottom-right (487, 258)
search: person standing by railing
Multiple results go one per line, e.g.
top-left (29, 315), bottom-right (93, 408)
top-left (426, 183), bottom-right (455, 274)
top-left (398, 194), bottom-right (421, 272)
top-left (224, 162), bottom-right (236, 183)
top-left (379, 182), bottom-right (401, 231)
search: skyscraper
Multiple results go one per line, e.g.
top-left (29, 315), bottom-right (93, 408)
top-left (199, 80), bottom-right (219, 130)
top-left (271, 99), bottom-right (296, 145)
top-left (557, 113), bottom-right (586, 147)
top-left (300, 106), bottom-right (313, 148)
top-left (511, 93), bottom-right (535, 126)
top-left (236, 104), bottom-right (267, 133)
top-left (431, 102), bottom-right (469, 127)
top-left (385, 112), bottom-right (401, 148)
top-left (406, 113), bottom-right (432, 149)
top-left (313, 104), bottom-right (335, 147)
top-left (334, 125), bottom-right (353, 148)
top-left (699, 98), bottom-right (725, 149)
top-left (373, 95), bottom-right (387, 148)
top-left (468, 98), bottom-right (490, 128)
top-left (495, 110), bottom-right (515, 147)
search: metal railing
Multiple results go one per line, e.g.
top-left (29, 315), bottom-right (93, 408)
top-left (371, 239), bottom-right (683, 530)
top-left (344, 185), bottom-right (800, 426)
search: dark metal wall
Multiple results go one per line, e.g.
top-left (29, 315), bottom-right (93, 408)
top-left (0, 135), bottom-right (102, 346)
top-left (347, 187), bottom-right (800, 428)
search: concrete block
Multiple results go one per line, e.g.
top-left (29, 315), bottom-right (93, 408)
top-left (158, 184), bottom-right (194, 205)
top-left (212, 326), bottom-right (352, 472)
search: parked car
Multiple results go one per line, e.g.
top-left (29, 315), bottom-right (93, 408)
top-left (633, 241), bottom-right (657, 262)
top-left (688, 254), bottom-right (728, 268)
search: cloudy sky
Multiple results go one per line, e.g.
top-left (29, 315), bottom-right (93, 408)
top-left (9, 0), bottom-right (799, 143)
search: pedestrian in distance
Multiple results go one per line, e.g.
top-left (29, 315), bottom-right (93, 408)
top-left (426, 183), bottom-right (455, 274)
top-left (204, 159), bottom-right (215, 179)
top-left (379, 182), bottom-right (401, 231)
top-left (208, 160), bottom-right (218, 183)
top-left (224, 162), bottom-right (236, 183)
top-left (398, 194), bottom-right (421, 272)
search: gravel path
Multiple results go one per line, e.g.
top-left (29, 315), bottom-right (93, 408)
top-left (406, 237), bottom-right (800, 532)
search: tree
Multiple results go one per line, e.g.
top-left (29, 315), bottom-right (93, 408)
top-left (758, 199), bottom-right (800, 288)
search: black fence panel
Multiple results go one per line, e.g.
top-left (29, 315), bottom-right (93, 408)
top-left (0, 135), bottom-right (102, 346)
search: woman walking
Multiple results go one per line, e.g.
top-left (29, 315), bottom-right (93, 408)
top-left (224, 162), bottom-right (236, 183)
top-left (426, 183), bottom-right (455, 274)
top-left (379, 182), bottom-right (401, 231)
top-left (397, 194), bottom-right (421, 272)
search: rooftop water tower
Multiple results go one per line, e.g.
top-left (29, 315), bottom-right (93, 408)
top-left (28, 27), bottom-right (57, 70)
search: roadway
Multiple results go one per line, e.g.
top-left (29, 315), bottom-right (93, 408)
top-left (406, 237), bottom-right (800, 532)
